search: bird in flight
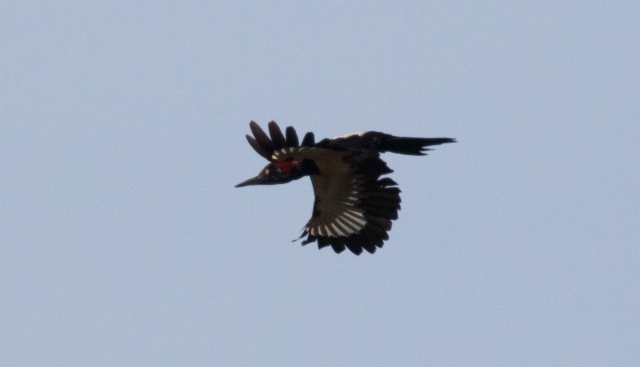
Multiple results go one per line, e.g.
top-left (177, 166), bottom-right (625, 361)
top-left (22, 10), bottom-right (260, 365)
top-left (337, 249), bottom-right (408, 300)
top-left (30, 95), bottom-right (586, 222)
top-left (236, 121), bottom-right (455, 255)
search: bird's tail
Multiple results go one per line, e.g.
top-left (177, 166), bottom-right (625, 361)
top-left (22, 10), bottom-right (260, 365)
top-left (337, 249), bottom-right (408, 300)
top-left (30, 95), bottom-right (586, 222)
top-left (380, 136), bottom-right (456, 156)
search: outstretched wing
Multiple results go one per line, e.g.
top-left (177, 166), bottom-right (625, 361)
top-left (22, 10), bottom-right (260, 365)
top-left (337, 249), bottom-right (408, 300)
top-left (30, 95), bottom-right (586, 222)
top-left (299, 150), bottom-right (401, 255)
top-left (245, 120), bottom-right (314, 161)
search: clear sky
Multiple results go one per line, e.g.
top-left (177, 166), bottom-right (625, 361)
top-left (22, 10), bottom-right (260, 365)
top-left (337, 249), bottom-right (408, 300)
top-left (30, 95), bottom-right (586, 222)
top-left (2, 2), bottom-right (638, 366)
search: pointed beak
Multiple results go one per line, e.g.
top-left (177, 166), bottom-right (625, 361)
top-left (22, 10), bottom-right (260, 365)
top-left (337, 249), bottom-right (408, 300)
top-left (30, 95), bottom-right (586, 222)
top-left (235, 175), bottom-right (264, 188)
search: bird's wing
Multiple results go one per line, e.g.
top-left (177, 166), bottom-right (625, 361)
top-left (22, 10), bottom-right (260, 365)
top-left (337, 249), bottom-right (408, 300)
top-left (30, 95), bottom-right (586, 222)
top-left (296, 149), bottom-right (401, 255)
top-left (245, 120), bottom-right (302, 161)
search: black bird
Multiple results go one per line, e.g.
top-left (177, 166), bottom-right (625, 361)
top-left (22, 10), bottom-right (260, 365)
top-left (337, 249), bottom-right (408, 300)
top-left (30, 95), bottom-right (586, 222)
top-left (236, 121), bottom-right (455, 255)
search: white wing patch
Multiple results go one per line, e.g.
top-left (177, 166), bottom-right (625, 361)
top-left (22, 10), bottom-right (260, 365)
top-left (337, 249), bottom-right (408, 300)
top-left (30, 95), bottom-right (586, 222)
top-left (271, 148), bottom-right (292, 160)
top-left (330, 222), bottom-right (347, 236)
top-left (272, 146), bottom-right (316, 160)
top-left (306, 207), bottom-right (367, 238)
top-left (303, 149), bottom-right (382, 240)
top-left (333, 131), bottom-right (368, 139)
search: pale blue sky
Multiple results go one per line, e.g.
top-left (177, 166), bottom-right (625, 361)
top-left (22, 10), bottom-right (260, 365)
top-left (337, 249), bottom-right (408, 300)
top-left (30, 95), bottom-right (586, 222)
top-left (2, 2), bottom-right (639, 366)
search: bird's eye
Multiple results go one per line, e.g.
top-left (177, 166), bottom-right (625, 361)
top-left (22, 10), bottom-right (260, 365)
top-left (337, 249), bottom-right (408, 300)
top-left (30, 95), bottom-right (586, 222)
top-left (264, 169), bottom-right (269, 174)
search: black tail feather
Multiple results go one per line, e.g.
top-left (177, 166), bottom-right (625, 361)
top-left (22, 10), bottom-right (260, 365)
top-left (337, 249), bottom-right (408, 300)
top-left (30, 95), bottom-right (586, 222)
top-left (381, 137), bottom-right (456, 156)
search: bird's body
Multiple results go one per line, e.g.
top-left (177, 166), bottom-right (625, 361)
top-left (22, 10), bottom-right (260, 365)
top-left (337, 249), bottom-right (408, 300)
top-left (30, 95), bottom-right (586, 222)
top-left (236, 121), bottom-right (455, 255)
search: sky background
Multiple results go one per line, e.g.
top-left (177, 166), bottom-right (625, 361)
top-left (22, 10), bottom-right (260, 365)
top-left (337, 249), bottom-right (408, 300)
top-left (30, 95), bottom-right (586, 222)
top-left (2, 2), bottom-right (639, 366)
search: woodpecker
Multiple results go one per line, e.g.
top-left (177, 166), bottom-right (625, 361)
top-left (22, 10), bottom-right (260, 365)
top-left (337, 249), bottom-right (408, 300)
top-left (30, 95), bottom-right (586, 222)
top-left (235, 121), bottom-right (455, 255)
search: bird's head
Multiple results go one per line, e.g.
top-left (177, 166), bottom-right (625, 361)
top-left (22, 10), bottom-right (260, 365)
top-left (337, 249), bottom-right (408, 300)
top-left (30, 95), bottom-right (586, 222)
top-left (235, 160), bottom-right (306, 188)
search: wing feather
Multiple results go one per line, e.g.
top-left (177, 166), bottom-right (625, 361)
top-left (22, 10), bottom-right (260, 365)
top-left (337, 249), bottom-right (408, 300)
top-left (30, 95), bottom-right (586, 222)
top-left (285, 126), bottom-right (299, 147)
top-left (299, 150), bottom-right (400, 255)
top-left (245, 121), bottom-right (307, 161)
top-left (249, 120), bottom-right (274, 153)
top-left (268, 121), bottom-right (287, 149)
top-left (246, 135), bottom-right (271, 161)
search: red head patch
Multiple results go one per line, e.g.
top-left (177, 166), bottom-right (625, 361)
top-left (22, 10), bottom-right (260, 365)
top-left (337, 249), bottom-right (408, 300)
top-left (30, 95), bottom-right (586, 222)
top-left (274, 160), bottom-right (295, 174)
